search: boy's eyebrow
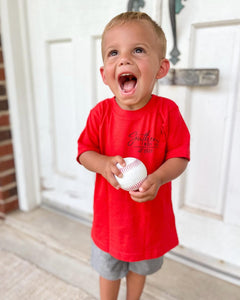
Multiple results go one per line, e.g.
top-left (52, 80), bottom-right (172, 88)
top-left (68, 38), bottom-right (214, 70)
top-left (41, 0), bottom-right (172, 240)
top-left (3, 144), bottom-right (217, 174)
top-left (103, 42), bottom-right (152, 51)
top-left (102, 42), bottom-right (154, 60)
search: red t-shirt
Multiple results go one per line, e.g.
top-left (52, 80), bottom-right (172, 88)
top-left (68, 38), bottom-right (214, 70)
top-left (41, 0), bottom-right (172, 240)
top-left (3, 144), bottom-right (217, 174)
top-left (77, 95), bottom-right (190, 262)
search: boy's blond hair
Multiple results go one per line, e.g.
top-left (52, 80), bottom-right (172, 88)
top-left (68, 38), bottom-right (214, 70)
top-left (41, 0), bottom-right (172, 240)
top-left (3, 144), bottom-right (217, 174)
top-left (101, 12), bottom-right (167, 58)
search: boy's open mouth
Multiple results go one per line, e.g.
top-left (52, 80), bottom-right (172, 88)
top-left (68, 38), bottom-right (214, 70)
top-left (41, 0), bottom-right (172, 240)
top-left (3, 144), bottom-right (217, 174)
top-left (118, 73), bottom-right (137, 93)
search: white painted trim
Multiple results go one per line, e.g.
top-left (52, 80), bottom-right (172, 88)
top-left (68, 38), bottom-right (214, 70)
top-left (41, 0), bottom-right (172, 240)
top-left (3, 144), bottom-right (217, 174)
top-left (0, 0), bottom-right (41, 210)
top-left (167, 247), bottom-right (240, 286)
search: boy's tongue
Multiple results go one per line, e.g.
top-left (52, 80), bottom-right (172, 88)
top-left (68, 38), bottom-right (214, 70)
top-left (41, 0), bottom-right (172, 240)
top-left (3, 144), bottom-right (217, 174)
top-left (123, 79), bottom-right (135, 92)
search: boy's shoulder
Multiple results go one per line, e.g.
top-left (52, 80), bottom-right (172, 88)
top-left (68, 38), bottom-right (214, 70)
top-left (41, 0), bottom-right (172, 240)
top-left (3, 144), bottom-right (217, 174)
top-left (91, 97), bottom-right (114, 112)
top-left (152, 94), bottom-right (177, 107)
top-left (89, 97), bottom-right (114, 119)
top-left (151, 94), bottom-right (179, 113)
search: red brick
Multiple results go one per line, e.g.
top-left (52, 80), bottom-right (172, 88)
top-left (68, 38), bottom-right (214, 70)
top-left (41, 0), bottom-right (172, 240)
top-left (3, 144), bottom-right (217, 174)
top-left (0, 186), bottom-right (17, 200)
top-left (0, 129), bottom-right (11, 141)
top-left (0, 158), bottom-right (15, 172)
top-left (0, 68), bottom-right (5, 81)
top-left (0, 39), bottom-right (19, 215)
top-left (0, 143), bottom-right (13, 156)
top-left (0, 114), bottom-right (10, 126)
top-left (0, 172), bottom-right (16, 186)
top-left (0, 198), bottom-right (19, 213)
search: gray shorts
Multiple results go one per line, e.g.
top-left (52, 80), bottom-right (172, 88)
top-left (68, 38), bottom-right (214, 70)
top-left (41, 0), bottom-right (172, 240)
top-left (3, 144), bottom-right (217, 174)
top-left (91, 241), bottom-right (163, 280)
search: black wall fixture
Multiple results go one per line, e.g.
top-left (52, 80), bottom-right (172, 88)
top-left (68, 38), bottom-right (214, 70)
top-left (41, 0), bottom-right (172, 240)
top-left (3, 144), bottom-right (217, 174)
top-left (127, 0), bottom-right (145, 11)
top-left (126, 0), bottom-right (219, 86)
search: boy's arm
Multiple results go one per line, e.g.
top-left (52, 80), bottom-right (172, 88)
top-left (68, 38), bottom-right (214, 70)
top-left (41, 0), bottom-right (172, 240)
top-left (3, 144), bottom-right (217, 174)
top-left (79, 151), bottom-right (126, 189)
top-left (129, 157), bottom-right (188, 202)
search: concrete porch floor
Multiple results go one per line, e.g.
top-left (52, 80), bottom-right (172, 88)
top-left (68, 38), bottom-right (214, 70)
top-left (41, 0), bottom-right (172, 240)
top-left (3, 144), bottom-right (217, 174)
top-left (0, 207), bottom-right (240, 300)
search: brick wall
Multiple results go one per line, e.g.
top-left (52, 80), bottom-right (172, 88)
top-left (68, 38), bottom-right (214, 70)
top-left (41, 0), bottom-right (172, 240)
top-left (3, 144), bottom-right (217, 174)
top-left (0, 35), bottom-right (19, 219)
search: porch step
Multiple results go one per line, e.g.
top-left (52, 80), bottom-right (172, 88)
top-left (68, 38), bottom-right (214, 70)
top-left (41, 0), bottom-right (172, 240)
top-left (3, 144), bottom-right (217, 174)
top-left (0, 212), bottom-right (98, 299)
top-left (0, 208), bottom-right (160, 299)
top-left (1, 207), bottom-right (240, 300)
top-left (0, 249), bottom-right (94, 300)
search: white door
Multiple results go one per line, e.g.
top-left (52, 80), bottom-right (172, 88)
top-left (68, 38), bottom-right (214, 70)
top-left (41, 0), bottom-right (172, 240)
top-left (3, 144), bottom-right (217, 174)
top-left (159, 1), bottom-right (240, 280)
top-left (26, 0), bottom-right (240, 279)
top-left (26, 0), bottom-right (161, 218)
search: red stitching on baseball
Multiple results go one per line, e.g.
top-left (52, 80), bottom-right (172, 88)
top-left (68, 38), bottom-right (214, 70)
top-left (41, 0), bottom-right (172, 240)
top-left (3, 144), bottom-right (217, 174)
top-left (120, 159), bottom-right (141, 173)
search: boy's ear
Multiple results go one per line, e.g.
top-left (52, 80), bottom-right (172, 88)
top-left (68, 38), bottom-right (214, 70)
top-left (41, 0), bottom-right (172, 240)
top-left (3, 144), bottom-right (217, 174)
top-left (156, 59), bottom-right (170, 79)
top-left (100, 66), bottom-right (108, 85)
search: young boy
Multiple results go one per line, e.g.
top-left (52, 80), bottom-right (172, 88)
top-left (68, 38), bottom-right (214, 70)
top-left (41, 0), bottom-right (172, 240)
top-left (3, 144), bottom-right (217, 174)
top-left (77, 12), bottom-right (190, 300)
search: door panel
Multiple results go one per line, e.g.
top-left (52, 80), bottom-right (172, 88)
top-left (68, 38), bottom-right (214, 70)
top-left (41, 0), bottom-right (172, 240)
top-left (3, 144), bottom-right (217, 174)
top-left (159, 1), bottom-right (240, 277)
top-left (185, 22), bottom-right (240, 216)
top-left (26, 0), bottom-right (160, 217)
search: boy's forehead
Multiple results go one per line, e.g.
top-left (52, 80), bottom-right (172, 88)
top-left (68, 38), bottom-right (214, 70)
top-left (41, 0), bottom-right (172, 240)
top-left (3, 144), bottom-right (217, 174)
top-left (104, 20), bottom-right (154, 37)
top-left (102, 20), bottom-right (157, 47)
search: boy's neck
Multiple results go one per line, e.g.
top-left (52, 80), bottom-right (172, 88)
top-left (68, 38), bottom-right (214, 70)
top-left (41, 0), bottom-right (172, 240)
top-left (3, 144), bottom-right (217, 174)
top-left (114, 95), bottom-right (152, 111)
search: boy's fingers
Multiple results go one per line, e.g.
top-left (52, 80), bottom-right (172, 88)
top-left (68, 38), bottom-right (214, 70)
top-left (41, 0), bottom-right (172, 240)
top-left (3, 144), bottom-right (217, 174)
top-left (129, 181), bottom-right (156, 202)
top-left (112, 165), bottom-right (123, 177)
top-left (129, 189), bottom-right (146, 199)
top-left (112, 156), bottom-right (125, 177)
top-left (109, 174), bottom-right (121, 189)
top-left (114, 155), bottom-right (126, 167)
top-left (130, 190), bottom-right (154, 202)
top-left (129, 192), bottom-right (149, 202)
top-left (138, 177), bottom-right (150, 192)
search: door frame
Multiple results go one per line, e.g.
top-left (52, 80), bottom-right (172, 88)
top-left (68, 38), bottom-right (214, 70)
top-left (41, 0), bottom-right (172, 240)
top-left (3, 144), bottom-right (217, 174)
top-left (1, 0), bottom-right (40, 211)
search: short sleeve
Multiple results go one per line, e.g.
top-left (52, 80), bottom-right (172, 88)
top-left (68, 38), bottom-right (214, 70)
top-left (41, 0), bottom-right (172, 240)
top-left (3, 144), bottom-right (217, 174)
top-left (76, 107), bottom-right (101, 163)
top-left (165, 106), bottom-right (190, 161)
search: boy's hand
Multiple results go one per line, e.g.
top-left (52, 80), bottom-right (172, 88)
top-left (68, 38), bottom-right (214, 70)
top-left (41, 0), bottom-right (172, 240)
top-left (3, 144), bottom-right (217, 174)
top-left (129, 173), bottom-right (162, 202)
top-left (79, 151), bottom-right (125, 189)
top-left (101, 155), bottom-right (126, 189)
top-left (80, 152), bottom-right (188, 195)
top-left (129, 158), bottom-right (188, 202)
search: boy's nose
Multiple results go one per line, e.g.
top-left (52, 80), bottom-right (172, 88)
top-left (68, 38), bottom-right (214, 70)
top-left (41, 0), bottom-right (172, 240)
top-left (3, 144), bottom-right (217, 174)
top-left (119, 55), bottom-right (132, 66)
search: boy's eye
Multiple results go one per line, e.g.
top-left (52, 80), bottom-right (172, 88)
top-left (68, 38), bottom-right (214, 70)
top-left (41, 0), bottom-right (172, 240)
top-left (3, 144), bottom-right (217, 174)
top-left (134, 47), bottom-right (144, 54)
top-left (109, 50), bottom-right (118, 57)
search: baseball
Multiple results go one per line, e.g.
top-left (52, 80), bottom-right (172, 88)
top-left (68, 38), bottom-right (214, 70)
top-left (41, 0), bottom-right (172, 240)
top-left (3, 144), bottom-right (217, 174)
top-left (115, 157), bottom-right (147, 191)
